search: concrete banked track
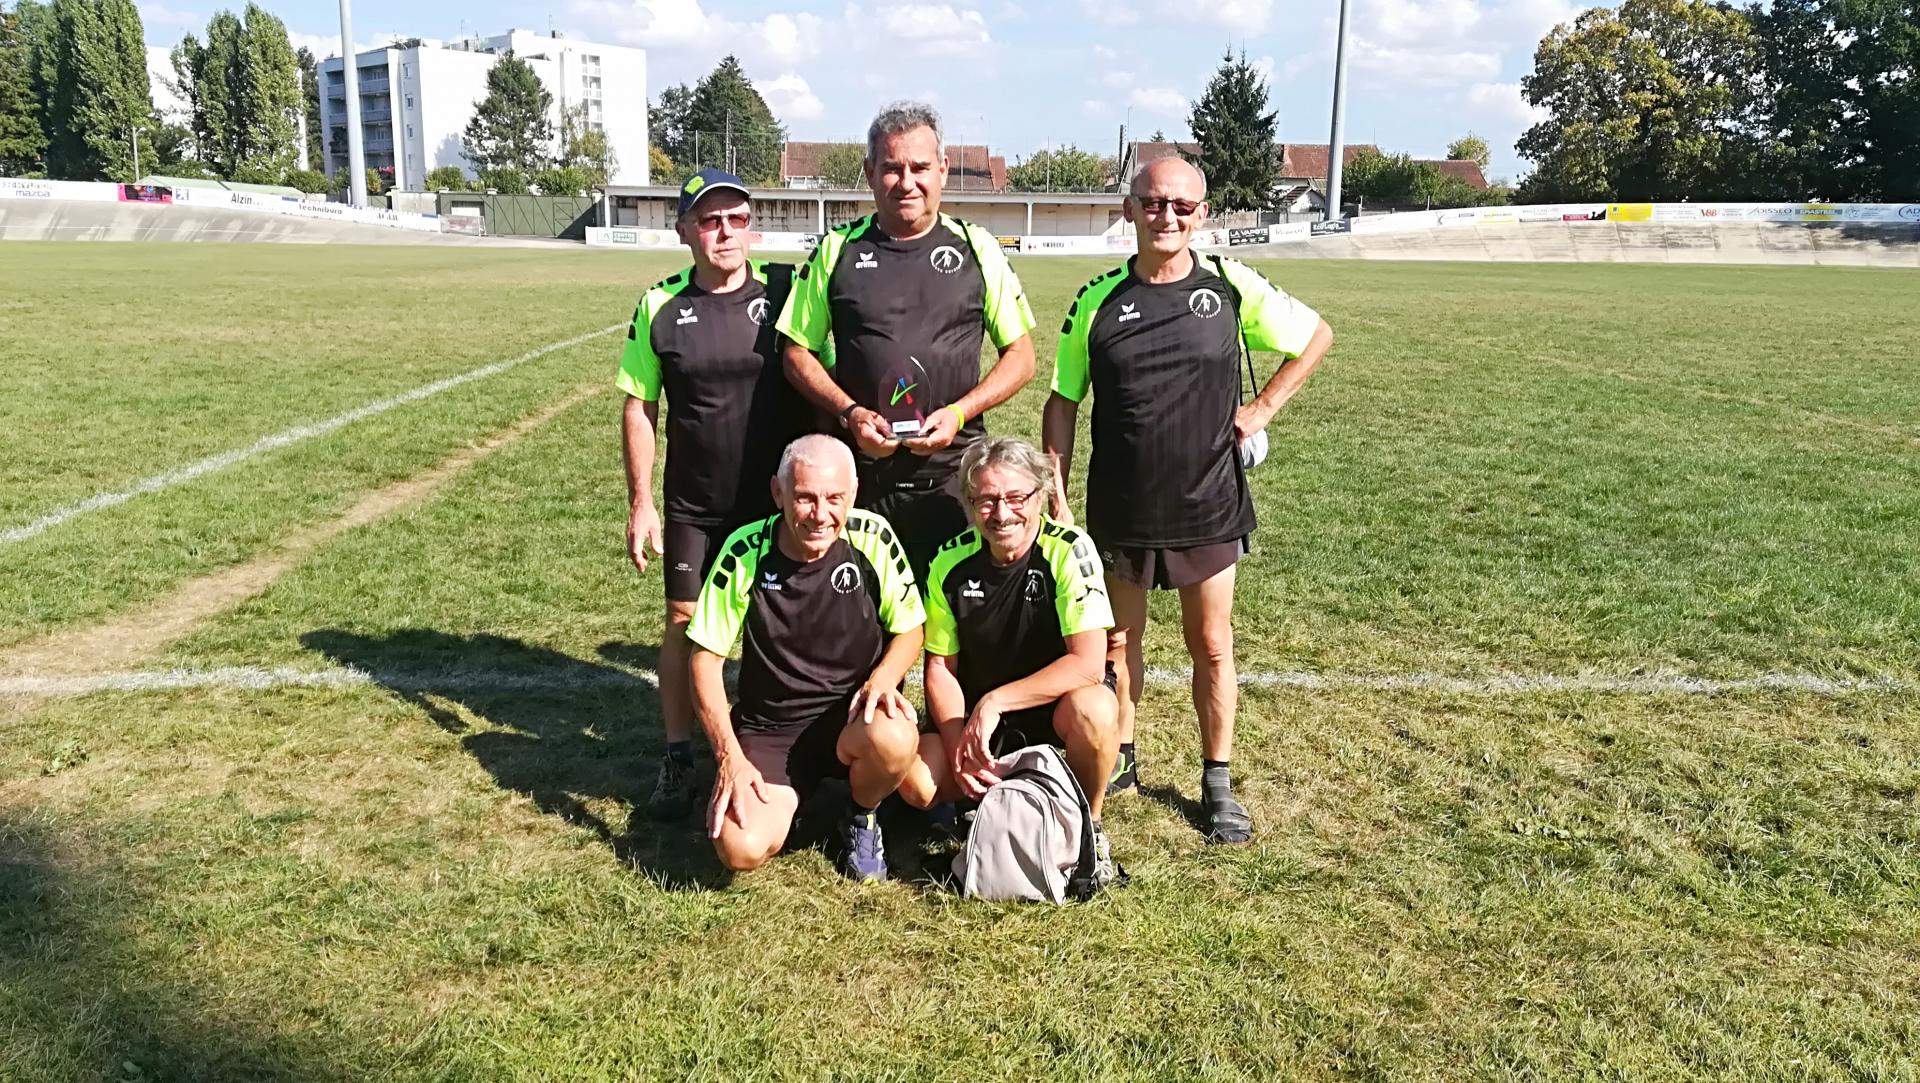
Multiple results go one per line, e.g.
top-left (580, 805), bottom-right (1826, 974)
top-left (0, 198), bottom-right (508, 245)
top-left (1235, 221), bottom-right (1920, 268)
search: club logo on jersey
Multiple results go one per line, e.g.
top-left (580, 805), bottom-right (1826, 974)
top-left (1188, 289), bottom-right (1223, 319)
top-left (675, 306), bottom-right (699, 325)
top-left (747, 297), bottom-right (769, 325)
top-left (1117, 302), bottom-right (1140, 324)
top-left (761, 570), bottom-right (782, 592)
top-left (962, 579), bottom-right (985, 599)
top-left (1024, 569), bottom-right (1047, 602)
top-left (930, 245), bottom-right (965, 274)
top-left (854, 251), bottom-right (879, 269)
top-left (830, 561), bottom-right (862, 594)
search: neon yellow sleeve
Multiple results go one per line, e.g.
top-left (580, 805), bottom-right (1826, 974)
top-left (685, 520), bottom-right (770, 656)
top-left (969, 222), bottom-right (1036, 350)
top-left (1042, 524), bottom-right (1114, 636)
top-left (773, 229), bottom-right (845, 358)
top-left (921, 540), bottom-right (971, 656)
top-left (1221, 258), bottom-right (1322, 358)
top-left (613, 288), bottom-right (666, 401)
top-left (846, 511), bottom-right (926, 634)
top-left (1050, 270), bottom-right (1122, 403)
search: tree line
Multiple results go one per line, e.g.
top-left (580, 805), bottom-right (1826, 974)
top-left (1518, 0), bottom-right (1918, 202)
top-left (452, 51), bottom-right (618, 195)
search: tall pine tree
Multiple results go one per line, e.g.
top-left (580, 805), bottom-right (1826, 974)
top-left (1186, 50), bottom-right (1282, 211)
top-left (462, 53), bottom-right (553, 175)
top-left (296, 45), bottom-right (321, 168)
top-left (43, 0), bottom-right (154, 180)
top-left (685, 56), bottom-right (783, 184)
top-left (0, 2), bottom-right (48, 173)
top-left (232, 2), bottom-right (299, 181)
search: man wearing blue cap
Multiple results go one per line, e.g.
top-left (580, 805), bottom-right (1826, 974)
top-left (619, 169), bottom-right (815, 820)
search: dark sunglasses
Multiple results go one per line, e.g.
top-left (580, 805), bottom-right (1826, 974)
top-left (1133, 196), bottom-right (1202, 217)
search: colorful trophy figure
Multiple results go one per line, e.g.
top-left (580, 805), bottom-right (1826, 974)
top-left (879, 355), bottom-right (934, 438)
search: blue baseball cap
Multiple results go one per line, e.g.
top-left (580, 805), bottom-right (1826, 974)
top-left (677, 168), bottom-right (751, 215)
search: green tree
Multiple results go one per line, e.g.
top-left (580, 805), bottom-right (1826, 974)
top-left (1447, 133), bottom-right (1491, 167)
top-left (648, 144), bottom-right (678, 186)
top-left (0, 2), bottom-right (47, 173)
top-left (477, 166), bottom-right (528, 194)
top-left (462, 52), bottom-right (553, 175)
top-left (296, 45), bottom-right (321, 169)
top-left (1186, 49), bottom-right (1283, 211)
top-left (424, 163), bottom-right (468, 191)
top-left (234, 3), bottom-right (299, 180)
top-left (1517, 0), bottom-right (1759, 202)
top-left (1148, 128), bottom-right (1168, 142)
top-left (282, 165), bottom-right (326, 192)
top-left (532, 164), bottom-right (592, 195)
top-left (1750, 0), bottom-right (1919, 200)
top-left (558, 102), bottom-right (618, 186)
top-left (649, 82), bottom-right (693, 166)
top-left (1008, 144), bottom-right (1107, 191)
top-left (816, 141), bottom-right (864, 188)
top-left (683, 55), bottom-right (783, 184)
top-left (41, 0), bottom-right (154, 180)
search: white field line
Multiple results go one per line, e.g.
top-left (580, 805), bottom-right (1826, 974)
top-left (0, 324), bottom-right (624, 546)
top-left (0, 664), bottom-right (1906, 699)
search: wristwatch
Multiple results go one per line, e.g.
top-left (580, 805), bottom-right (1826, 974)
top-left (837, 402), bottom-right (859, 430)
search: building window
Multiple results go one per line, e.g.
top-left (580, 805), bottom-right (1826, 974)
top-left (406, 125), bottom-right (413, 138)
top-left (402, 63), bottom-right (410, 78)
top-left (405, 94), bottom-right (413, 108)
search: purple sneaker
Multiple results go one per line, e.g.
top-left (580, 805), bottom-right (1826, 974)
top-left (841, 806), bottom-right (887, 882)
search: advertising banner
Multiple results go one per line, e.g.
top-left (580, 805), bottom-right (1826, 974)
top-left (118, 184), bottom-right (172, 204)
top-left (1267, 222), bottom-right (1312, 243)
top-left (1607, 203), bottom-right (1655, 222)
top-left (0, 178), bottom-right (119, 202)
top-left (1228, 226), bottom-right (1270, 246)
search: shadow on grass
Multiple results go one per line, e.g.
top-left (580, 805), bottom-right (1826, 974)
top-left (1140, 782), bottom-right (1209, 835)
top-left (300, 628), bottom-right (727, 891)
top-left (0, 815), bottom-right (366, 1081)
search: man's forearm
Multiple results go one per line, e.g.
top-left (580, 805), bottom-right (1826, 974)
top-left (982, 648), bottom-right (1104, 714)
top-left (871, 627), bottom-right (925, 691)
top-left (782, 340), bottom-right (855, 416)
top-left (1040, 392), bottom-right (1079, 500)
top-left (951, 334), bottom-right (1036, 421)
top-left (1252, 320), bottom-right (1333, 418)
top-left (621, 396), bottom-right (658, 507)
top-left (925, 656), bottom-right (968, 728)
top-left (690, 651), bottom-right (741, 759)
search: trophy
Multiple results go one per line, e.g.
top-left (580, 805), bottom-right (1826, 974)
top-left (878, 355), bottom-right (934, 438)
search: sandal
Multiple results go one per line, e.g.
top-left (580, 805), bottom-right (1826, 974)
top-left (1204, 789), bottom-right (1254, 845)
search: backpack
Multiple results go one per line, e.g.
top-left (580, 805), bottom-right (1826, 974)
top-left (953, 744), bottom-right (1110, 903)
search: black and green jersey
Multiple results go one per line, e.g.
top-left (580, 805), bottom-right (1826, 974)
top-left (775, 213), bottom-right (1035, 485)
top-left (616, 260), bottom-right (812, 527)
top-left (686, 509), bottom-right (925, 733)
top-left (924, 518), bottom-right (1114, 706)
top-left (1053, 255), bottom-right (1321, 548)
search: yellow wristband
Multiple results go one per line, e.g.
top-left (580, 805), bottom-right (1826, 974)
top-left (944, 403), bottom-right (967, 426)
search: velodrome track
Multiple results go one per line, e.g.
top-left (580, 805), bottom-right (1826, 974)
top-left (6, 196), bottom-right (1920, 266)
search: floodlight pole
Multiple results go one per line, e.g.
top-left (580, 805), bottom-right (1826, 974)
top-left (1324, 0), bottom-right (1353, 221)
top-left (339, 0), bottom-right (367, 207)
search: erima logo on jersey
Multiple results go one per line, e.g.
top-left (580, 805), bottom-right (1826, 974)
top-left (1188, 289), bottom-right (1223, 319)
top-left (831, 562), bottom-right (862, 594)
top-left (761, 571), bottom-right (782, 592)
top-left (676, 306), bottom-right (698, 325)
top-left (961, 579), bottom-right (985, 599)
top-left (854, 251), bottom-right (878, 269)
top-left (1117, 302), bottom-right (1140, 324)
top-left (747, 297), bottom-right (769, 325)
top-left (930, 245), bottom-right (964, 274)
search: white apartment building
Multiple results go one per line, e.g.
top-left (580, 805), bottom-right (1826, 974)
top-left (318, 30), bottom-right (649, 191)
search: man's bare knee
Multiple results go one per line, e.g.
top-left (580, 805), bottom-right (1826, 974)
top-left (1184, 620), bottom-right (1234, 666)
top-left (844, 714), bottom-right (919, 770)
top-left (714, 832), bottom-right (775, 872)
top-left (1057, 688), bottom-right (1118, 748)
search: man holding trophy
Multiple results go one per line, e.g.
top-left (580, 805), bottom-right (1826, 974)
top-left (777, 101), bottom-right (1038, 581)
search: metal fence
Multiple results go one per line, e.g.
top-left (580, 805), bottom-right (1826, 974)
top-left (482, 194), bottom-right (599, 239)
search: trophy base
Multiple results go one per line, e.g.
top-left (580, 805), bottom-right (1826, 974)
top-left (889, 419), bottom-right (923, 437)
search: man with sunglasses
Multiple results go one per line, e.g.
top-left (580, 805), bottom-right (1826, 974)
top-left (619, 168), bottom-right (815, 821)
top-left (899, 436), bottom-right (1121, 888)
top-left (1041, 158), bottom-right (1334, 844)
top-left (777, 101), bottom-right (1037, 584)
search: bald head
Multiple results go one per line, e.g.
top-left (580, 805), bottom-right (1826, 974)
top-left (776, 434), bottom-right (855, 494)
top-left (1131, 157), bottom-right (1207, 200)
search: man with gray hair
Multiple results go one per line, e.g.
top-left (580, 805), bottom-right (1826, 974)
top-left (899, 436), bottom-right (1122, 887)
top-left (686, 434), bottom-right (926, 881)
top-left (777, 101), bottom-right (1037, 582)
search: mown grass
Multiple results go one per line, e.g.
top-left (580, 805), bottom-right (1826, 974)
top-left (2, 243), bottom-right (1918, 1080)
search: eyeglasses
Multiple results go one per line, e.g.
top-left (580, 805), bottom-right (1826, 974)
top-left (693, 211), bottom-right (752, 232)
top-left (972, 487), bottom-right (1039, 515)
top-left (1133, 197), bottom-right (1202, 218)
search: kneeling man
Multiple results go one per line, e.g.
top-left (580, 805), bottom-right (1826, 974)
top-left (687, 435), bottom-right (926, 881)
top-left (903, 436), bottom-right (1121, 883)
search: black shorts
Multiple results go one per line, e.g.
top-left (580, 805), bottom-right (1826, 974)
top-left (859, 473), bottom-right (970, 586)
top-left (1100, 537), bottom-right (1250, 592)
top-left (735, 715), bottom-right (849, 790)
top-left (662, 517), bottom-right (736, 602)
top-left (987, 662), bottom-right (1119, 757)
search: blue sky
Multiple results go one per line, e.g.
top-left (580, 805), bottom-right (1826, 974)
top-left (139, 0), bottom-right (1579, 182)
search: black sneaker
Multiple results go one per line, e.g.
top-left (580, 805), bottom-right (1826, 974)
top-left (644, 756), bottom-right (699, 821)
top-left (1201, 768), bottom-right (1253, 845)
top-left (1105, 747), bottom-right (1139, 796)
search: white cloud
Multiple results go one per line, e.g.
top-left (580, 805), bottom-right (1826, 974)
top-left (1467, 81), bottom-right (1547, 127)
top-left (1156, 0), bottom-right (1271, 33)
top-left (1082, 99), bottom-right (1110, 116)
top-left (1078, 0), bottom-right (1139, 25)
top-left (138, 1), bottom-right (201, 31)
top-left (1353, 41), bottom-right (1500, 85)
top-left (863, 4), bottom-right (993, 56)
top-left (1100, 69), bottom-right (1136, 89)
top-left (762, 72), bottom-right (825, 121)
top-left (1249, 54), bottom-right (1275, 82)
top-left (565, 0), bottom-right (828, 71)
top-left (1091, 44), bottom-right (1118, 61)
top-left (1129, 86), bottom-right (1187, 115)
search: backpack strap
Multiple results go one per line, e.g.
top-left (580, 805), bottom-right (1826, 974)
top-left (1049, 748), bottom-right (1105, 901)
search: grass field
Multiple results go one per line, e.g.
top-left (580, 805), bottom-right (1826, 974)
top-left (2, 241), bottom-right (1917, 1081)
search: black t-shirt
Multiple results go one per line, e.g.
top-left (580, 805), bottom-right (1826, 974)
top-left (686, 511), bottom-right (925, 733)
top-left (1052, 256), bottom-right (1322, 548)
top-left (616, 261), bottom-right (812, 527)
top-left (923, 519), bottom-right (1114, 706)
top-left (776, 214), bottom-right (1035, 487)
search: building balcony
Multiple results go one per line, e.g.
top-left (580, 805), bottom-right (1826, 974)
top-left (360, 107), bottom-right (392, 122)
top-left (364, 136), bottom-right (394, 152)
top-left (358, 75), bottom-right (389, 92)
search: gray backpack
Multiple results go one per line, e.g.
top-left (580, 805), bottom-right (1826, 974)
top-left (953, 745), bottom-right (1104, 903)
